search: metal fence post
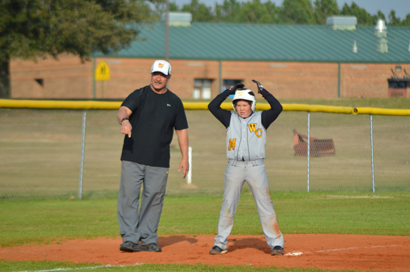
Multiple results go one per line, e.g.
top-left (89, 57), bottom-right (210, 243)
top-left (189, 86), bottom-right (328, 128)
top-left (370, 114), bottom-right (375, 193)
top-left (307, 112), bottom-right (311, 192)
top-left (187, 146), bottom-right (192, 184)
top-left (78, 110), bottom-right (87, 199)
top-left (338, 62), bottom-right (341, 98)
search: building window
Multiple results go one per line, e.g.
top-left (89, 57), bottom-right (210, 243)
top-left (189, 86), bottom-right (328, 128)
top-left (35, 78), bottom-right (44, 87)
top-left (193, 79), bottom-right (212, 99)
top-left (222, 79), bottom-right (243, 94)
top-left (388, 81), bottom-right (406, 88)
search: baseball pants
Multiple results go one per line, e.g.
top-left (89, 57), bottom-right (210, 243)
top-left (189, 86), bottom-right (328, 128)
top-left (214, 159), bottom-right (284, 251)
top-left (117, 160), bottom-right (169, 246)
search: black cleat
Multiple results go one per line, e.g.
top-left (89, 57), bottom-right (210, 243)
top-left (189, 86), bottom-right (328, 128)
top-left (120, 241), bottom-right (141, 252)
top-left (209, 246), bottom-right (227, 255)
top-left (140, 243), bottom-right (162, 252)
top-left (271, 246), bottom-right (285, 255)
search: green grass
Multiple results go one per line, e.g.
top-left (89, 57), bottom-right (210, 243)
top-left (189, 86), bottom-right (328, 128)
top-left (1, 98), bottom-right (409, 271)
top-left (1, 192), bottom-right (409, 271)
top-left (0, 260), bottom-right (343, 272)
top-left (1, 192), bottom-right (409, 248)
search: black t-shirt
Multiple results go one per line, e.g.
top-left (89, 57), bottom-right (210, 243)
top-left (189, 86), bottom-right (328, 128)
top-left (120, 85), bottom-right (188, 168)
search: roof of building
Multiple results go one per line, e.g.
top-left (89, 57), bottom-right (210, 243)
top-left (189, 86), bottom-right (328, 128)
top-left (94, 22), bottom-right (410, 63)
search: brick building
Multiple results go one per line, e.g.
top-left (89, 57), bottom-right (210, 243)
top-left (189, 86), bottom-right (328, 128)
top-left (10, 16), bottom-right (410, 99)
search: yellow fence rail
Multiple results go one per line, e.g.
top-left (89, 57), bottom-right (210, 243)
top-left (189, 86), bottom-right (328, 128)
top-left (1, 99), bottom-right (410, 116)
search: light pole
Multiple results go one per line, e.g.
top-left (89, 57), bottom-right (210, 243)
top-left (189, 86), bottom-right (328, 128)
top-left (165, 0), bottom-right (169, 61)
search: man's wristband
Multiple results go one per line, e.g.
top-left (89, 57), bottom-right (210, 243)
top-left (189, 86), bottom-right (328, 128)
top-left (121, 117), bottom-right (129, 124)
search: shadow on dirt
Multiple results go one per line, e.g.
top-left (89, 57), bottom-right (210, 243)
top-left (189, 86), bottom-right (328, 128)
top-left (159, 235), bottom-right (198, 248)
top-left (228, 237), bottom-right (270, 254)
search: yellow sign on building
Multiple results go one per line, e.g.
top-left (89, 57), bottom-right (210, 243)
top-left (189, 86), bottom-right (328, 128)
top-left (95, 61), bottom-right (110, 81)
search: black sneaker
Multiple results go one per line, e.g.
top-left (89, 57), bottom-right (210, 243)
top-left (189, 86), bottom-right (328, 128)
top-left (271, 246), bottom-right (285, 255)
top-left (209, 246), bottom-right (227, 255)
top-left (140, 243), bottom-right (162, 252)
top-left (120, 241), bottom-right (141, 252)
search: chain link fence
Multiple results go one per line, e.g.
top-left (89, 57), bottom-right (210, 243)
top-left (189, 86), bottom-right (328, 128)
top-left (1, 105), bottom-right (409, 201)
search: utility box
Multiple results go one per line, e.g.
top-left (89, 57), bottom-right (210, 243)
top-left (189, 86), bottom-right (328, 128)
top-left (161, 12), bottom-right (192, 26)
top-left (327, 16), bottom-right (357, 30)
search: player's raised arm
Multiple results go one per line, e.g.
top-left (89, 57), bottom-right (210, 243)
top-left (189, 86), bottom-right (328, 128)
top-left (208, 83), bottom-right (244, 128)
top-left (252, 79), bottom-right (283, 130)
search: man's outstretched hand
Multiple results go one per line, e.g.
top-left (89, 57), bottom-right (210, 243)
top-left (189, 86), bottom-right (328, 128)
top-left (178, 159), bottom-right (189, 179)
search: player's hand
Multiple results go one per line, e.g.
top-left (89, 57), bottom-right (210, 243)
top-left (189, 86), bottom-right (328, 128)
top-left (178, 159), bottom-right (189, 179)
top-left (252, 79), bottom-right (266, 94)
top-left (228, 83), bottom-right (245, 95)
top-left (121, 121), bottom-right (132, 138)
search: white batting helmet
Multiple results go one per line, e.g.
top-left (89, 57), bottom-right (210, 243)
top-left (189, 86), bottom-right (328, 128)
top-left (232, 88), bottom-right (256, 112)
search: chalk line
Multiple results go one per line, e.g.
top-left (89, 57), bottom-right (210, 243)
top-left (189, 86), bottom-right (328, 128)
top-left (14, 263), bottom-right (143, 272)
top-left (285, 244), bottom-right (409, 256)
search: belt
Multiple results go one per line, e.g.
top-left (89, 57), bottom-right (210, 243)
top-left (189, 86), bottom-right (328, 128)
top-left (228, 159), bottom-right (263, 166)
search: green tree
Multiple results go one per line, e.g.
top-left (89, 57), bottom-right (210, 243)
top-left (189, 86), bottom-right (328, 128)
top-left (169, 1), bottom-right (180, 12)
top-left (215, 0), bottom-right (243, 23)
top-left (388, 10), bottom-right (401, 26)
top-left (152, 0), bottom-right (178, 22)
top-left (340, 2), bottom-right (375, 25)
top-left (313, 0), bottom-right (339, 24)
top-left (236, 0), bottom-right (265, 23)
top-left (400, 14), bottom-right (410, 26)
top-left (181, 0), bottom-right (214, 22)
top-left (0, 0), bottom-right (153, 98)
top-left (280, 0), bottom-right (315, 24)
top-left (236, 0), bottom-right (280, 23)
top-left (263, 1), bottom-right (282, 23)
top-left (376, 10), bottom-right (386, 22)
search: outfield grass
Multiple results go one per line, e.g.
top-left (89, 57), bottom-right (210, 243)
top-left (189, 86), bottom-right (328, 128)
top-left (1, 98), bottom-right (409, 201)
top-left (1, 192), bottom-right (409, 248)
top-left (1, 192), bottom-right (410, 271)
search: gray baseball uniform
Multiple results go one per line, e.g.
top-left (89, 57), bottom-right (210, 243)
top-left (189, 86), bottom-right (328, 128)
top-left (215, 112), bottom-right (284, 251)
top-left (208, 87), bottom-right (284, 252)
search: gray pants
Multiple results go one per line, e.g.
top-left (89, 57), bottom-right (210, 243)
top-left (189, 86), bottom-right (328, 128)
top-left (214, 159), bottom-right (284, 251)
top-left (117, 161), bottom-right (169, 246)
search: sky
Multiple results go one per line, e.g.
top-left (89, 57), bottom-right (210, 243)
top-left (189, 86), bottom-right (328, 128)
top-left (172, 0), bottom-right (409, 21)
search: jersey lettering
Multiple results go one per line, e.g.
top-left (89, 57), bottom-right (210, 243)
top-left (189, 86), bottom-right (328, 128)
top-left (228, 138), bottom-right (236, 150)
top-left (248, 123), bottom-right (262, 137)
top-left (248, 123), bottom-right (257, 132)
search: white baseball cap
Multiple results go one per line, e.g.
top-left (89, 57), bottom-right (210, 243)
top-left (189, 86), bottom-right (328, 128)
top-left (151, 60), bottom-right (171, 75)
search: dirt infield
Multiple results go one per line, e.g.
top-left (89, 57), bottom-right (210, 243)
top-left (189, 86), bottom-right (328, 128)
top-left (1, 234), bottom-right (410, 271)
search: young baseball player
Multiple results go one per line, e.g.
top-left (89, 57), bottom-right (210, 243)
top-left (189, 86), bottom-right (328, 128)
top-left (207, 80), bottom-right (284, 256)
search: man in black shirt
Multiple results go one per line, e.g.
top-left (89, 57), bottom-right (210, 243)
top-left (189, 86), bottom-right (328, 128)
top-left (116, 60), bottom-right (189, 253)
